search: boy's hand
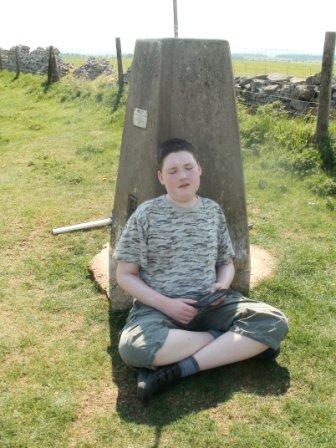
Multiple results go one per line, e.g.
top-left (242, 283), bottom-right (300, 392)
top-left (209, 283), bottom-right (229, 306)
top-left (161, 298), bottom-right (198, 325)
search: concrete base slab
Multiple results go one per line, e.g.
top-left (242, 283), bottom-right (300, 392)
top-left (89, 243), bottom-right (132, 309)
top-left (89, 243), bottom-right (275, 310)
top-left (89, 243), bottom-right (109, 295)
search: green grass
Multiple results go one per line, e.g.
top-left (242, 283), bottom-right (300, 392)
top-left (232, 59), bottom-right (329, 77)
top-left (1, 70), bottom-right (335, 447)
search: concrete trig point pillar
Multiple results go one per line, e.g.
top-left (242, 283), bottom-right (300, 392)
top-left (110, 38), bottom-right (250, 307)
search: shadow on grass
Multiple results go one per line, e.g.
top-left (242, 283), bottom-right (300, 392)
top-left (107, 307), bottom-right (290, 447)
top-left (42, 80), bottom-right (52, 93)
top-left (112, 84), bottom-right (124, 112)
top-left (317, 137), bottom-right (336, 171)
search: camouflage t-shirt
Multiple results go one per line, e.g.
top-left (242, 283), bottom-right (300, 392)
top-left (113, 194), bottom-right (235, 299)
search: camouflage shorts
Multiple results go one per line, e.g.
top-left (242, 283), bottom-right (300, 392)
top-left (118, 289), bottom-right (288, 369)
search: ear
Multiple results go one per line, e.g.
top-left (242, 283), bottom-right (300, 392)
top-left (157, 170), bottom-right (164, 185)
top-left (197, 163), bottom-right (202, 176)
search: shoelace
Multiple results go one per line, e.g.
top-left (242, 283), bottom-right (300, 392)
top-left (154, 366), bottom-right (179, 386)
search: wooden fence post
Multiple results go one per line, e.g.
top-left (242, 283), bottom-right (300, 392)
top-left (14, 47), bottom-right (20, 79)
top-left (115, 37), bottom-right (124, 89)
top-left (316, 32), bottom-right (336, 145)
top-left (47, 46), bottom-right (60, 84)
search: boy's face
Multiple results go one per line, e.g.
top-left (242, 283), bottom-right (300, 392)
top-left (157, 150), bottom-right (202, 204)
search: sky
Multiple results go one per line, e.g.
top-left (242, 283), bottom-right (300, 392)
top-left (2, 0), bottom-right (336, 55)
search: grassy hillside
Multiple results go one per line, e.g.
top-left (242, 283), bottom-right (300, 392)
top-left (0, 70), bottom-right (335, 448)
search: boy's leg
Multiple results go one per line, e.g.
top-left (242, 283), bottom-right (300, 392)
top-left (118, 312), bottom-right (213, 369)
top-left (119, 294), bottom-right (288, 400)
top-left (153, 329), bottom-right (213, 366)
top-left (193, 331), bottom-right (267, 370)
top-left (138, 293), bottom-right (288, 400)
top-left (152, 330), bottom-right (267, 368)
top-left (153, 293), bottom-right (288, 368)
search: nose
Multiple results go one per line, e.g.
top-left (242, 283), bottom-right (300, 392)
top-left (178, 168), bottom-right (188, 180)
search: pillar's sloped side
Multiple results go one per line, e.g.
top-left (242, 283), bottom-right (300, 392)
top-left (110, 39), bottom-right (250, 304)
top-left (112, 40), bottom-right (162, 241)
top-left (109, 40), bottom-right (164, 304)
top-left (157, 39), bottom-right (250, 292)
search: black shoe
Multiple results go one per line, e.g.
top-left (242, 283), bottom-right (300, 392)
top-left (137, 363), bottom-right (182, 401)
top-left (254, 347), bottom-right (280, 360)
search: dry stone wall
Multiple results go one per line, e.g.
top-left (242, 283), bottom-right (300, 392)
top-left (0, 46), bottom-right (118, 81)
top-left (235, 73), bottom-right (336, 113)
top-left (73, 57), bottom-right (115, 80)
top-left (0, 45), bottom-right (72, 76)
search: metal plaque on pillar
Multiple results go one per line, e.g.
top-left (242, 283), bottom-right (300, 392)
top-left (110, 38), bottom-right (250, 306)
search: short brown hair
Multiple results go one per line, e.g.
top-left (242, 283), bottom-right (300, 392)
top-left (157, 138), bottom-right (198, 170)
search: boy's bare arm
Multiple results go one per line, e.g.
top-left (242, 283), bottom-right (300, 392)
top-left (116, 261), bottom-right (197, 325)
top-left (116, 261), bottom-right (167, 308)
top-left (210, 258), bottom-right (235, 292)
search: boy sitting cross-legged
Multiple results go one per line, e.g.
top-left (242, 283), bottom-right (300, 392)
top-left (113, 138), bottom-right (288, 401)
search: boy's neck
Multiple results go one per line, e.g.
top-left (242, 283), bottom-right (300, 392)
top-left (165, 194), bottom-right (198, 209)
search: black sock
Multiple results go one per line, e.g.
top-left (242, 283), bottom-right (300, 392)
top-left (178, 356), bottom-right (200, 378)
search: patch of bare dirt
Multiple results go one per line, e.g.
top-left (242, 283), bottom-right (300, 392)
top-left (250, 244), bottom-right (275, 288)
top-left (67, 381), bottom-right (118, 448)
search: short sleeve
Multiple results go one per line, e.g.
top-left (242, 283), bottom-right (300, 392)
top-left (216, 207), bottom-right (235, 266)
top-left (112, 211), bottom-right (148, 268)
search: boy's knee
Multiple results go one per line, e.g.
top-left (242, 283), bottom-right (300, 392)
top-left (118, 321), bottom-right (170, 369)
top-left (278, 312), bottom-right (289, 340)
top-left (254, 305), bottom-right (289, 348)
top-left (118, 330), bottom-right (149, 368)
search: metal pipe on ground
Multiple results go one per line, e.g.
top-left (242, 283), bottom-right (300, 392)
top-left (52, 217), bottom-right (113, 235)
